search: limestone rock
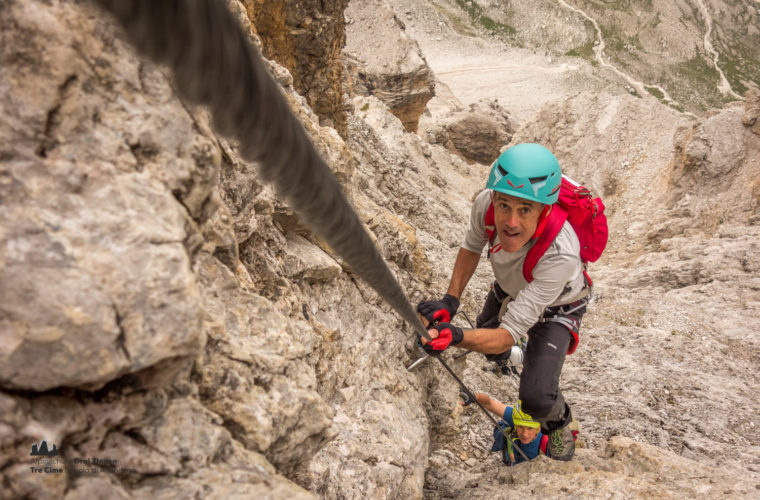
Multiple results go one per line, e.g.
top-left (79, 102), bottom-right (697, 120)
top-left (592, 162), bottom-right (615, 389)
top-left (742, 85), bottom-right (760, 136)
top-left (344, 0), bottom-right (435, 132)
top-left (194, 250), bottom-right (336, 469)
top-left (0, 0), bottom-right (209, 391)
top-left (423, 436), bottom-right (758, 498)
top-left (290, 92), bottom-right (485, 500)
top-left (1, 387), bottom-right (316, 499)
top-left (0, 0), bottom-right (334, 497)
top-left (242, 0), bottom-right (350, 138)
top-left (421, 100), bottom-right (516, 165)
top-left (283, 233), bottom-right (342, 282)
top-left (669, 99), bottom-right (760, 226)
top-left (5, 0), bottom-right (760, 498)
top-left (368, 211), bottom-right (432, 281)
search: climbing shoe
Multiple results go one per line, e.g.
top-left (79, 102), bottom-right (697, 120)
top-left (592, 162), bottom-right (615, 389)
top-left (546, 420), bottom-right (575, 461)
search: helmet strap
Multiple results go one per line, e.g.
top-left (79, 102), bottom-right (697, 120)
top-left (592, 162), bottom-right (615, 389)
top-left (531, 205), bottom-right (552, 240)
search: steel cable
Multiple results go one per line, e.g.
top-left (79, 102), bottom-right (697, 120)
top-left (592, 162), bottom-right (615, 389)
top-left (90, 0), bottom-right (537, 464)
top-left (90, 0), bottom-right (431, 341)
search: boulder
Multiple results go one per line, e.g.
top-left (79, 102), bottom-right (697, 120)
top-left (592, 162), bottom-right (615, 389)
top-left (343, 0), bottom-right (435, 132)
top-left (283, 233), bottom-right (343, 282)
top-left (421, 99), bottom-right (516, 165)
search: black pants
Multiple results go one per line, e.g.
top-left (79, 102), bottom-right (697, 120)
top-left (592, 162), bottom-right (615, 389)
top-left (476, 282), bottom-right (585, 430)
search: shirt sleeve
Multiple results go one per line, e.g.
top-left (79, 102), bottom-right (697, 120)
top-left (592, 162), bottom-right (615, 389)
top-left (499, 249), bottom-right (579, 344)
top-left (503, 406), bottom-right (515, 427)
top-left (462, 189), bottom-right (491, 254)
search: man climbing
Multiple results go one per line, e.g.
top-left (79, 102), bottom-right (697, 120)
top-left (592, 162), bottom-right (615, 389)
top-left (418, 143), bottom-right (590, 461)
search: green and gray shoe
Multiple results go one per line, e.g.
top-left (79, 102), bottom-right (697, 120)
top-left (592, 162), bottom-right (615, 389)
top-left (545, 415), bottom-right (576, 461)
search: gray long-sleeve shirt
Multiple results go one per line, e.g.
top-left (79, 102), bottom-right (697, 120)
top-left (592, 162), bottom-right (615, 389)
top-left (463, 190), bottom-right (587, 345)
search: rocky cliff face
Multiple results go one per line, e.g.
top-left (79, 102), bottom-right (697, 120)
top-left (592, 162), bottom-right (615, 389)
top-left (419, 99), bottom-right (515, 164)
top-left (343, 0), bottom-right (435, 132)
top-left (1, 0), bottom-right (759, 499)
top-left (243, 0), bottom-right (350, 138)
top-left (0, 0), bottom-right (475, 498)
top-left (0, 1), bottom-right (329, 497)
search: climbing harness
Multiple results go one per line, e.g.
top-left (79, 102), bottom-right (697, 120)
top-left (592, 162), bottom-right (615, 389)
top-left (540, 292), bottom-right (591, 355)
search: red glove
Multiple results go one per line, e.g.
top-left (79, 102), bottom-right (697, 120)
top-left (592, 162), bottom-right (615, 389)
top-left (422, 320), bottom-right (464, 354)
top-left (417, 294), bottom-right (459, 324)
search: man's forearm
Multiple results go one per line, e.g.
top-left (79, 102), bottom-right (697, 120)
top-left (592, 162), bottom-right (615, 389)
top-left (457, 327), bottom-right (514, 354)
top-left (446, 247), bottom-right (481, 299)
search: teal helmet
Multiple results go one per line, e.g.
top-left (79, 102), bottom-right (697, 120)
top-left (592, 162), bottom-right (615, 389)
top-left (486, 143), bottom-right (562, 205)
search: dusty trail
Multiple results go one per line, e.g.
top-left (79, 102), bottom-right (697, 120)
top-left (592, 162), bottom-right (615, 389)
top-left (387, 0), bottom-right (602, 124)
top-left (694, 0), bottom-right (744, 100)
top-left (554, 0), bottom-right (679, 107)
top-left (436, 63), bottom-right (580, 78)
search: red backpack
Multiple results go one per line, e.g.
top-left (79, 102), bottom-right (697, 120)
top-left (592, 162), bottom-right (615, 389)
top-left (485, 175), bottom-right (608, 283)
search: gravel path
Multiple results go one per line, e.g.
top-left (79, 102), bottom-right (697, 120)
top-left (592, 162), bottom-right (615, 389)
top-left (387, 0), bottom-right (606, 124)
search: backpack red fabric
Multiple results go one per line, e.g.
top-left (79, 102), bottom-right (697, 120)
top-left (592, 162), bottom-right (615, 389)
top-left (484, 175), bottom-right (608, 283)
top-left (539, 434), bottom-right (549, 455)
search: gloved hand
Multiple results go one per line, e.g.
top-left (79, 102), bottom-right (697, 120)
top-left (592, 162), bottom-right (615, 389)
top-left (417, 294), bottom-right (460, 324)
top-left (421, 322), bottom-right (464, 354)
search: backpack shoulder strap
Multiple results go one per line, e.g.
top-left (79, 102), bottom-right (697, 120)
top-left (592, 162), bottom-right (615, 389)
top-left (523, 205), bottom-right (568, 283)
top-left (484, 202), bottom-right (496, 244)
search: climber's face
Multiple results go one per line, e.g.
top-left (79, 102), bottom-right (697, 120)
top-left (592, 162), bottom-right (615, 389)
top-left (492, 192), bottom-right (544, 252)
top-left (515, 425), bottom-right (539, 444)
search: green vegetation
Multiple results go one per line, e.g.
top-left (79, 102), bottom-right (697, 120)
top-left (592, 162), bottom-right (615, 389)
top-left (597, 22), bottom-right (643, 70)
top-left (715, 41), bottom-right (760, 98)
top-left (565, 38), bottom-right (596, 65)
top-left (676, 53), bottom-right (721, 89)
top-left (707, 10), bottom-right (760, 99)
top-left (360, 102), bottom-right (370, 112)
top-left (431, 1), bottom-right (477, 37)
top-left (665, 51), bottom-right (724, 111)
top-left (453, 0), bottom-right (516, 37)
top-left (720, 55), bottom-right (748, 95)
top-left (479, 14), bottom-right (515, 35)
top-left (587, 0), bottom-right (631, 13)
top-left (599, 24), bottom-right (629, 53)
top-left (644, 85), bottom-right (664, 100)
